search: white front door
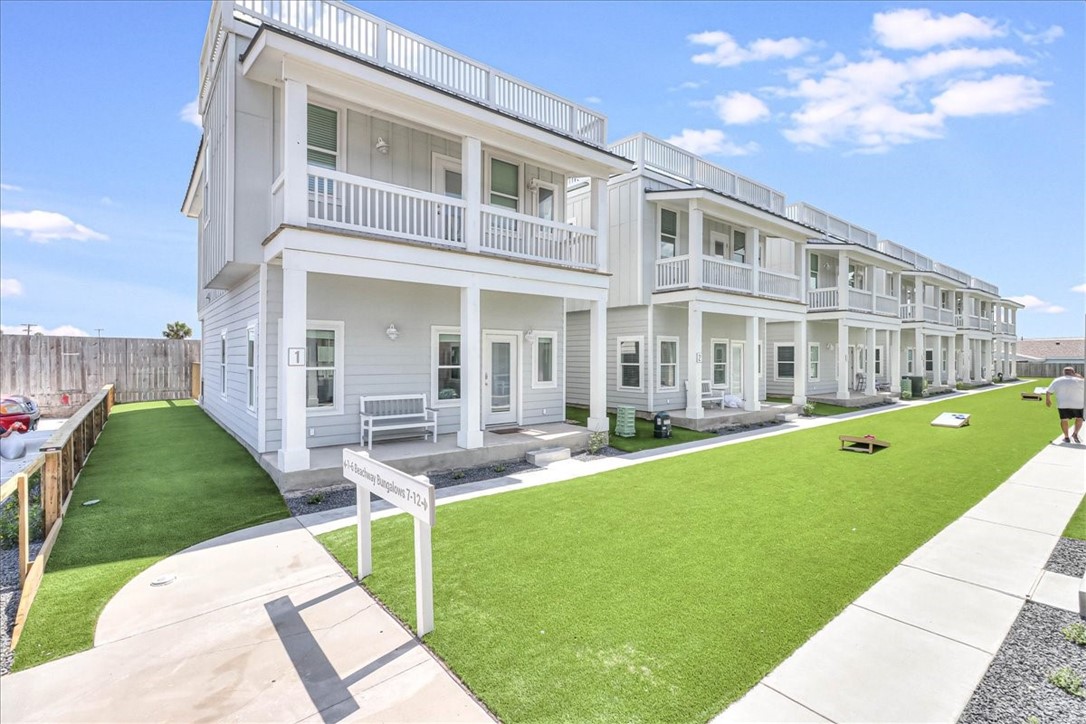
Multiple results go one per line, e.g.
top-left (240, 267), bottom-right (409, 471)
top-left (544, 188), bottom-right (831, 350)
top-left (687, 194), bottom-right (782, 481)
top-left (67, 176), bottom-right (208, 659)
top-left (730, 341), bottom-right (745, 398)
top-left (483, 333), bottom-right (519, 426)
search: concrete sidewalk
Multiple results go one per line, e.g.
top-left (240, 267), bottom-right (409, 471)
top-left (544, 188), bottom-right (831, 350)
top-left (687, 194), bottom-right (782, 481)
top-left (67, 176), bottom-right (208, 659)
top-left (0, 518), bottom-right (491, 723)
top-left (716, 437), bottom-right (1085, 723)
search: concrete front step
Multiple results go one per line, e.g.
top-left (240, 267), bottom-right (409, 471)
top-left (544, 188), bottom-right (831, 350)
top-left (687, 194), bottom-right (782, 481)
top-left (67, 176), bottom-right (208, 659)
top-left (526, 446), bottom-right (571, 466)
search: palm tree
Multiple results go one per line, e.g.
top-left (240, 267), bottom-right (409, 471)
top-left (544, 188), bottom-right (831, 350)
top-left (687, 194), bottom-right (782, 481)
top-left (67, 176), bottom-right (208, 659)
top-left (163, 321), bottom-right (193, 339)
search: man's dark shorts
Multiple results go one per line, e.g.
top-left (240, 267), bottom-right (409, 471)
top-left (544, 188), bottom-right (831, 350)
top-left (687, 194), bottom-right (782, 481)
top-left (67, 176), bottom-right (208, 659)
top-left (1058, 408), bottom-right (1084, 420)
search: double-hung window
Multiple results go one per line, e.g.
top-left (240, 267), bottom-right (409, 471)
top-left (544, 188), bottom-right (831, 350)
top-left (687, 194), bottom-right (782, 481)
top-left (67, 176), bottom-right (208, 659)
top-left (246, 323), bottom-right (257, 413)
top-left (712, 340), bottom-right (728, 386)
top-left (925, 349), bottom-right (935, 374)
top-left (775, 345), bottom-right (795, 379)
top-left (434, 329), bottom-right (462, 403)
top-left (874, 347), bottom-right (883, 375)
top-left (305, 325), bottom-right (340, 410)
top-left (617, 337), bottom-right (642, 391)
top-left (809, 253), bottom-right (819, 289)
top-left (659, 209), bottom-right (677, 259)
top-left (307, 105), bottom-right (338, 169)
top-left (219, 329), bottom-right (228, 398)
top-left (532, 333), bottom-right (556, 388)
top-left (731, 230), bottom-right (747, 264)
top-left (906, 348), bottom-right (915, 374)
top-left (809, 343), bottom-right (820, 380)
top-left (657, 337), bottom-right (678, 390)
top-left (490, 158), bottom-right (519, 210)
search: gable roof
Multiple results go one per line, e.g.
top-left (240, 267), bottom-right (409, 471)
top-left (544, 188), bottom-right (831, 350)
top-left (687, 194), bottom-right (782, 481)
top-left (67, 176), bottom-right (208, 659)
top-left (1016, 338), bottom-right (1085, 361)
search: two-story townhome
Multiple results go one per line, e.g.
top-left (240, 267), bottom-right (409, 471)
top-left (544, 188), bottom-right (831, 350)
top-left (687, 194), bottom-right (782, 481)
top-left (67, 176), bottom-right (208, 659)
top-left (182, 1), bottom-right (629, 488)
top-left (993, 299), bottom-right (1022, 379)
top-left (955, 278), bottom-right (1002, 384)
top-left (564, 134), bottom-right (810, 429)
top-left (785, 203), bottom-right (906, 404)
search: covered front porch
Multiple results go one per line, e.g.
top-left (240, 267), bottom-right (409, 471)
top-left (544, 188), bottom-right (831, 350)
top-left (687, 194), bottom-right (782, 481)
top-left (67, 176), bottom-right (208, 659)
top-left (808, 390), bottom-right (895, 408)
top-left (670, 399), bottom-right (798, 432)
top-left (263, 422), bottom-right (593, 492)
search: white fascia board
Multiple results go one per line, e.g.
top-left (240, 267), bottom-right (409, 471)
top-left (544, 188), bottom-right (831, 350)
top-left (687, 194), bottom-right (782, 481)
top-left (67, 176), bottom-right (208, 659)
top-left (646, 188), bottom-right (810, 241)
top-left (180, 139), bottom-right (205, 218)
top-left (901, 269), bottom-right (968, 289)
top-left (651, 288), bottom-right (806, 322)
top-left (243, 31), bottom-right (630, 178)
top-left (805, 241), bottom-right (911, 271)
top-left (808, 310), bottom-right (904, 331)
top-left (1000, 299), bottom-right (1025, 309)
top-left (267, 228), bottom-right (608, 302)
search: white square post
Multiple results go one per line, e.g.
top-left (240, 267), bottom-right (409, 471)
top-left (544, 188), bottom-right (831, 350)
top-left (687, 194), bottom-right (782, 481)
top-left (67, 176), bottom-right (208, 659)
top-left (865, 327), bottom-right (876, 395)
top-left (837, 320), bottom-right (850, 399)
top-left (685, 302), bottom-right (704, 419)
top-left (793, 320), bottom-right (807, 404)
top-left (459, 285), bottom-right (483, 449)
top-left (588, 298), bottom-right (608, 433)
top-left (743, 315), bottom-right (760, 411)
top-left (279, 253), bottom-right (310, 472)
top-left (889, 329), bottom-right (901, 394)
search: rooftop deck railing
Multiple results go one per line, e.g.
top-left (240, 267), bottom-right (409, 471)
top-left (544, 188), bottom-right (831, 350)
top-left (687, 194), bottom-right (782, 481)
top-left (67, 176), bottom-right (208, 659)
top-left (607, 133), bottom-right (786, 215)
top-left (227, 0), bottom-right (606, 146)
top-left (969, 277), bottom-right (1000, 295)
top-left (785, 202), bottom-right (878, 249)
top-left (934, 262), bottom-right (970, 284)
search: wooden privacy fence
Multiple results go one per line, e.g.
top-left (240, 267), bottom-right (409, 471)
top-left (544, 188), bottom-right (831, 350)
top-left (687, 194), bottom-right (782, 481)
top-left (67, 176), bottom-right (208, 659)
top-left (1, 334), bottom-right (199, 415)
top-left (3, 384), bottom-right (114, 650)
top-left (1017, 362), bottom-right (1084, 378)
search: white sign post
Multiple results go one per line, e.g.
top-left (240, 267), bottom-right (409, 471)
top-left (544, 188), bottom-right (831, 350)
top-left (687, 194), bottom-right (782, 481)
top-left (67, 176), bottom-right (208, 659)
top-left (343, 449), bottom-right (436, 635)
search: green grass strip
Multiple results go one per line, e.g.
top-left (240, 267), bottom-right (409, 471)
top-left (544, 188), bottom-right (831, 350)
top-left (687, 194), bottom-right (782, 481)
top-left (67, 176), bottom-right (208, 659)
top-left (565, 406), bottom-right (715, 452)
top-left (13, 401), bottom-right (288, 671)
top-left (1065, 496), bottom-right (1086, 541)
top-left (321, 383), bottom-right (1054, 722)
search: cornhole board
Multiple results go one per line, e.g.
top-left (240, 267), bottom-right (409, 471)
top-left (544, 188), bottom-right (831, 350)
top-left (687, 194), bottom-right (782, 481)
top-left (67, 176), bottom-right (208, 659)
top-left (1021, 387), bottom-right (1047, 401)
top-left (931, 412), bottom-right (971, 428)
top-left (839, 435), bottom-right (890, 454)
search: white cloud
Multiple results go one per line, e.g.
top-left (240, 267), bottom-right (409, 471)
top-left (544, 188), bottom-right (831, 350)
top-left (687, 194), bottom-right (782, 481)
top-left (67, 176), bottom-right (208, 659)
top-left (669, 81), bottom-right (706, 92)
top-left (0, 324), bottom-right (88, 336)
top-left (0, 209), bottom-right (108, 242)
top-left (1009, 294), bottom-right (1066, 314)
top-left (0, 278), bottom-right (23, 297)
top-left (180, 99), bottom-right (202, 129)
top-left (0, 183), bottom-right (22, 192)
top-left (714, 92), bottom-right (771, 125)
top-left (873, 8), bottom-right (1004, 51)
top-left (690, 30), bottom-right (815, 67)
top-left (1017, 25), bottom-right (1064, 46)
top-left (933, 75), bottom-right (1050, 117)
top-left (665, 128), bottom-right (759, 157)
top-left (1071, 283), bottom-right (1086, 294)
top-left (584, 96), bottom-right (602, 105)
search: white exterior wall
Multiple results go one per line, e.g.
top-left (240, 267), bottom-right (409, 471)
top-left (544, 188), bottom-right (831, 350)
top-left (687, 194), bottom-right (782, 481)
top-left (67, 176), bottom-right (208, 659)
top-left (764, 321), bottom-right (837, 397)
top-left (567, 306), bottom-right (650, 411)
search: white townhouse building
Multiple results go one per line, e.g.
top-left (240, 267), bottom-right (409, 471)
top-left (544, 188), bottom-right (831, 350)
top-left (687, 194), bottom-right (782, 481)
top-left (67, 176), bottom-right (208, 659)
top-left (565, 134), bottom-right (810, 429)
top-left (182, 0), bottom-right (629, 487)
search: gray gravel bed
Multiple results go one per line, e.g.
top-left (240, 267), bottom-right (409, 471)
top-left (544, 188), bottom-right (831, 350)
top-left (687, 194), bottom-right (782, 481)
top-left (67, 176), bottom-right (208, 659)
top-left (284, 458), bottom-right (542, 517)
top-left (1046, 538), bottom-right (1086, 579)
top-left (959, 601), bottom-right (1086, 723)
top-left (1, 540), bottom-right (44, 676)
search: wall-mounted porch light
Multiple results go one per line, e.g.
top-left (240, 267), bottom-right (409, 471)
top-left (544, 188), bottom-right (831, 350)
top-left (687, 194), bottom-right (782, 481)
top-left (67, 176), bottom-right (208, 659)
top-left (375, 137), bottom-right (390, 154)
top-left (385, 323), bottom-right (399, 341)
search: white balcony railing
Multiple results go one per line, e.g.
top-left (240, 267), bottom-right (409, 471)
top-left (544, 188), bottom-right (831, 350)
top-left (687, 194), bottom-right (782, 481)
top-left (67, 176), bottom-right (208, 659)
top-left (786, 202), bottom-right (878, 249)
top-left (875, 294), bottom-right (898, 315)
top-left (480, 207), bottom-right (597, 269)
top-left (969, 277), bottom-right (999, 295)
top-left (900, 304), bottom-right (916, 320)
top-left (940, 309), bottom-right (954, 325)
top-left (656, 256), bottom-right (689, 290)
top-left (308, 169), bottom-right (466, 247)
top-left (848, 288), bottom-right (873, 311)
top-left (703, 258), bottom-right (753, 293)
top-left (606, 133), bottom-right (786, 215)
top-left (922, 305), bottom-right (941, 323)
top-left (231, 0), bottom-right (606, 146)
top-left (759, 270), bottom-right (802, 301)
top-left (809, 287), bottom-right (839, 311)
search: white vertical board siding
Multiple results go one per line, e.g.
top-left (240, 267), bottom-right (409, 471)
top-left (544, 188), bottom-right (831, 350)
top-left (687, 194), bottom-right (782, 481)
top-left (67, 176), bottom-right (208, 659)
top-left (344, 110), bottom-right (461, 193)
top-left (201, 33), bottom-right (235, 290)
top-left (233, 68), bottom-right (273, 261)
top-left (264, 265), bottom-right (283, 450)
top-left (201, 270), bottom-right (261, 450)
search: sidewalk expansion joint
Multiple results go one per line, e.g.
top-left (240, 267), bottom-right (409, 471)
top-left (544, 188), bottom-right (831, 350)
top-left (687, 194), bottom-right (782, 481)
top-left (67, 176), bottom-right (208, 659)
top-left (759, 683), bottom-right (836, 723)
top-left (960, 513), bottom-right (1065, 539)
top-left (849, 603), bottom-right (999, 656)
top-left (897, 563), bottom-right (1029, 601)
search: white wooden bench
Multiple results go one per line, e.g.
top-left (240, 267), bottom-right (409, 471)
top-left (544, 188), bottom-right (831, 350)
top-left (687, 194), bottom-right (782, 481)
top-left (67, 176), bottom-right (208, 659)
top-left (360, 394), bottom-right (438, 449)
top-left (686, 379), bottom-right (722, 408)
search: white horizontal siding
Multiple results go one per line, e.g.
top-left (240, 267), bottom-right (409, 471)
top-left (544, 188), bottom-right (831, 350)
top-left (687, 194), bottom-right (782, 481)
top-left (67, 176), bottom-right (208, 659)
top-left (200, 269), bottom-right (260, 449)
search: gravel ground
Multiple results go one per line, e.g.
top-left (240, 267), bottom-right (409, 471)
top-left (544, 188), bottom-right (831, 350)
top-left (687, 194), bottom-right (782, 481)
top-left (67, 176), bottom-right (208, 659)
top-left (1046, 538), bottom-right (1086, 579)
top-left (713, 420), bottom-right (784, 435)
top-left (1, 540), bottom-right (43, 676)
top-left (959, 602), bottom-right (1086, 723)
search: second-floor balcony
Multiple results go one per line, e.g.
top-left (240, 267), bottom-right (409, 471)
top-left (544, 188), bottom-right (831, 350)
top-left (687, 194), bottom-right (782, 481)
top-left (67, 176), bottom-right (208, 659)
top-left (655, 256), bottom-right (802, 302)
top-left (900, 304), bottom-right (955, 325)
top-left (955, 314), bottom-right (994, 332)
top-left (291, 168), bottom-right (599, 269)
top-left (808, 287), bottom-right (900, 317)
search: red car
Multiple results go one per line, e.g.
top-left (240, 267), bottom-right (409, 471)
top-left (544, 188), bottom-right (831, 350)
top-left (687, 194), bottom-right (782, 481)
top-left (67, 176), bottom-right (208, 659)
top-left (0, 395), bottom-right (39, 432)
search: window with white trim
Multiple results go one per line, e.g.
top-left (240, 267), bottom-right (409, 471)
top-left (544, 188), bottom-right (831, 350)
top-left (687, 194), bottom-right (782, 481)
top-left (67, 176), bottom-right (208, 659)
top-left (490, 158), bottom-right (520, 210)
top-left (925, 349), bottom-right (935, 373)
top-left (711, 340), bottom-right (728, 386)
top-left (906, 347), bottom-right (915, 374)
top-left (219, 329), bottom-right (228, 398)
top-left (809, 253), bottom-right (819, 289)
top-left (617, 337), bottom-right (642, 391)
top-left (433, 328), bottom-right (461, 404)
top-left (775, 344), bottom-right (795, 380)
top-left (305, 323), bottom-right (343, 412)
top-left (659, 209), bottom-right (677, 259)
top-left (941, 348), bottom-right (948, 374)
top-left (809, 343), bottom-right (820, 380)
top-left (307, 104), bottom-right (338, 170)
top-left (246, 323), bottom-right (257, 413)
top-left (848, 263), bottom-right (866, 289)
top-left (532, 332), bottom-right (556, 388)
top-left (874, 346), bottom-right (883, 375)
top-left (657, 337), bottom-right (678, 390)
top-left (731, 230), bottom-right (747, 264)
top-left (534, 182), bottom-right (557, 221)
top-left (710, 231), bottom-right (728, 258)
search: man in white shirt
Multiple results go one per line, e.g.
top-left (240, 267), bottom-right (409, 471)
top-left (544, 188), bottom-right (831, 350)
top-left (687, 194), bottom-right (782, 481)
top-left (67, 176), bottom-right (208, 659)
top-left (1046, 367), bottom-right (1085, 444)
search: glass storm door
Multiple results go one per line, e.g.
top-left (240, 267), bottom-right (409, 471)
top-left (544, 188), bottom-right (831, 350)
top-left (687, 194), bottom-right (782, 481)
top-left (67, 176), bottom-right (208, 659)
top-left (483, 333), bottom-right (518, 426)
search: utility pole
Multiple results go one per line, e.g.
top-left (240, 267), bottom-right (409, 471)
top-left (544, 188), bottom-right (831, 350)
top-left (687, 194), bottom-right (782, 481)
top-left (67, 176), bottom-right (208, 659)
top-left (95, 328), bottom-right (104, 338)
top-left (22, 323), bottom-right (35, 336)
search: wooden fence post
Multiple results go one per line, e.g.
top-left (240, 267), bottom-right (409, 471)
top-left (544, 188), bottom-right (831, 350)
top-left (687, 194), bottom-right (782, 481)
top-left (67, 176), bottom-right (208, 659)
top-left (106, 384), bottom-right (114, 414)
top-left (42, 450), bottom-right (61, 535)
top-left (18, 473), bottom-right (29, 584)
top-left (191, 362), bottom-right (201, 400)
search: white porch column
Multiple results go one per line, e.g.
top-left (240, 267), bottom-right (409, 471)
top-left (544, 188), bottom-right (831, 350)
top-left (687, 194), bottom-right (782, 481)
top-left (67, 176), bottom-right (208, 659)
top-left (869, 264), bottom-right (877, 312)
top-left (837, 252), bottom-right (849, 310)
top-left (688, 201), bottom-right (703, 288)
top-left (685, 302), bottom-right (704, 418)
top-left (750, 228), bottom-right (762, 295)
top-left (458, 286), bottom-right (483, 448)
top-left (462, 136), bottom-right (482, 253)
top-left (916, 329), bottom-right (926, 383)
top-left (914, 281), bottom-right (924, 321)
top-left (793, 320), bottom-right (808, 404)
top-left (837, 320), bottom-right (850, 399)
top-left (889, 329), bottom-right (901, 393)
top-left (947, 334), bottom-right (957, 386)
top-left (743, 315), bottom-right (760, 411)
top-left (587, 299), bottom-right (609, 433)
top-left (864, 327), bottom-right (876, 395)
top-left (278, 257), bottom-right (310, 472)
top-left (282, 77), bottom-right (309, 226)
top-left (591, 177), bottom-right (608, 273)
top-left (1011, 342), bottom-right (1018, 378)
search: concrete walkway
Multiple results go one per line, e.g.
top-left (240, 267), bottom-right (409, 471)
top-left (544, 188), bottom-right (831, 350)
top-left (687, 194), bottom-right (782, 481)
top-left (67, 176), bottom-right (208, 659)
top-left (716, 436), bottom-right (1085, 723)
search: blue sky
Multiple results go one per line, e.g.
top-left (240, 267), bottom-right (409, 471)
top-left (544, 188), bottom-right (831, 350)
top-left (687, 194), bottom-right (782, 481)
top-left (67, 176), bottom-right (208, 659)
top-left (1, 1), bottom-right (1082, 339)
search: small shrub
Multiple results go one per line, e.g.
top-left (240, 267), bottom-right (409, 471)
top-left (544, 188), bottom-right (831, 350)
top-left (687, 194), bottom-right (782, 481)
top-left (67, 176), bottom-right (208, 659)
top-left (0, 486), bottom-right (44, 549)
top-left (1048, 665), bottom-right (1085, 698)
top-left (492, 464), bottom-right (506, 474)
top-left (955, 382), bottom-right (966, 390)
top-left (587, 431), bottom-right (607, 454)
top-left (801, 403), bottom-right (815, 417)
top-left (451, 470), bottom-right (466, 480)
top-left (1061, 622), bottom-right (1086, 646)
top-left (1025, 716), bottom-right (1041, 724)
top-left (305, 492), bottom-right (325, 506)
top-left (900, 389), bottom-right (912, 400)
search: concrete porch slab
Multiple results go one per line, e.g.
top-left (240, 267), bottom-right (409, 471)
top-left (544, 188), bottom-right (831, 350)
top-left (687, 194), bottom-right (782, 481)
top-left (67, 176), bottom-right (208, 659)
top-left (669, 403), bottom-right (798, 432)
top-left (763, 605), bottom-right (992, 723)
top-left (808, 392), bottom-right (892, 408)
top-left (963, 482), bottom-right (1082, 536)
top-left (712, 684), bottom-right (831, 722)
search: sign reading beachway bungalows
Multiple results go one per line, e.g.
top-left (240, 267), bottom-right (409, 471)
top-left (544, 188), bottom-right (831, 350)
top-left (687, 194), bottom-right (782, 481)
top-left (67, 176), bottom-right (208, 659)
top-left (343, 449), bottom-right (436, 635)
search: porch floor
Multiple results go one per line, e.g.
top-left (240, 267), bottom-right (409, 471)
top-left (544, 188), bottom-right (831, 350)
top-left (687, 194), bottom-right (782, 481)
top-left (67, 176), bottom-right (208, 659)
top-left (261, 422), bottom-right (592, 492)
top-left (670, 401), bottom-right (799, 432)
top-left (808, 391), bottom-right (895, 408)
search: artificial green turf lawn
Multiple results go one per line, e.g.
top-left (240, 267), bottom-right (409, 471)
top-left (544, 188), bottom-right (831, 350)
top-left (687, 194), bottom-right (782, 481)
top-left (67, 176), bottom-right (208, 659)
top-left (565, 405), bottom-right (715, 452)
top-left (1064, 496), bottom-right (1086, 540)
top-left (765, 396), bottom-right (855, 416)
top-left (322, 383), bottom-right (1055, 723)
top-left (13, 400), bottom-right (288, 671)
